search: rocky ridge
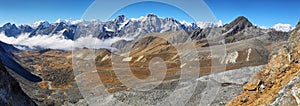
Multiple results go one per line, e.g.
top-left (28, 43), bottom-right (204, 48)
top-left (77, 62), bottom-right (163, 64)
top-left (0, 14), bottom-right (203, 41)
top-left (0, 59), bottom-right (36, 106)
top-left (227, 21), bottom-right (300, 105)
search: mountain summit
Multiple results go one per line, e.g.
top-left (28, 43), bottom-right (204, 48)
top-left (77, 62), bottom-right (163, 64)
top-left (114, 15), bottom-right (127, 23)
top-left (0, 23), bottom-right (21, 37)
top-left (224, 16), bottom-right (254, 36)
top-left (225, 16), bottom-right (253, 30)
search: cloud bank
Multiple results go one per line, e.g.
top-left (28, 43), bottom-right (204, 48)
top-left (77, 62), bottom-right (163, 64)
top-left (0, 33), bottom-right (130, 50)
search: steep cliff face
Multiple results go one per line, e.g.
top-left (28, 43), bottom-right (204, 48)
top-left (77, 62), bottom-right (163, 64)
top-left (227, 21), bottom-right (300, 105)
top-left (0, 60), bottom-right (36, 106)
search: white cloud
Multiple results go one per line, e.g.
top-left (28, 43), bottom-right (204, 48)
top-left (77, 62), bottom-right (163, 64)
top-left (271, 23), bottom-right (294, 32)
top-left (259, 26), bottom-right (268, 29)
top-left (180, 20), bottom-right (193, 26)
top-left (55, 19), bottom-right (84, 25)
top-left (0, 33), bottom-right (131, 51)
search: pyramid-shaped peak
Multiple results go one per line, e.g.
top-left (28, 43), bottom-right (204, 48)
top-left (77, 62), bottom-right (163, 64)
top-left (231, 16), bottom-right (252, 26)
top-left (37, 21), bottom-right (50, 28)
top-left (235, 16), bottom-right (249, 21)
top-left (225, 16), bottom-right (253, 30)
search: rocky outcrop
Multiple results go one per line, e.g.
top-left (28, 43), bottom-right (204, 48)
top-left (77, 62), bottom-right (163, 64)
top-left (190, 16), bottom-right (289, 45)
top-left (271, 73), bottom-right (300, 106)
top-left (227, 21), bottom-right (300, 105)
top-left (75, 65), bottom-right (264, 106)
top-left (0, 59), bottom-right (36, 106)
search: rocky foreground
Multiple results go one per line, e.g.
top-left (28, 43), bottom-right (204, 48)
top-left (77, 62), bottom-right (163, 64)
top-left (0, 59), bottom-right (36, 106)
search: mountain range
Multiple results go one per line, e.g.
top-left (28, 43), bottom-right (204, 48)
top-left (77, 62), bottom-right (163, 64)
top-left (0, 14), bottom-right (294, 51)
top-left (0, 14), bottom-right (218, 40)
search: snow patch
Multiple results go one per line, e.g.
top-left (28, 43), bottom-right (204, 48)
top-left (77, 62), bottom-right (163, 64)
top-left (122, 57), bottom-right (132, 62)
top-left (55, 19), bottom-right (83, 25)
top-left (101, 55), bottom-right (110, 62)
top-left (246, 48), bottom-right (252, 61)
top-left (135, 56), bottom-right (144, 62)
top-left (180, 63), bottom-right (187, 68)
top-left (118, 20), bottom-right (129, 30)
top-left (104, 27), bottom-right (114, 32)
top-left (222, 51), bottom-right (239, 64)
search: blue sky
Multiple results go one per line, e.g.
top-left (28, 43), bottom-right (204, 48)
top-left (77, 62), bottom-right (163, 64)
top-left (205, 0), bottom-right (300, 27)
top-left (0, 0), bottom-right (299, 27)
top-left (0, 0), bottom-right (93, 25)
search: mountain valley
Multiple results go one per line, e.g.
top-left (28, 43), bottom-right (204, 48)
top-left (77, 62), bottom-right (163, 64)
top-left (0, 15), bottom-right (298, 105)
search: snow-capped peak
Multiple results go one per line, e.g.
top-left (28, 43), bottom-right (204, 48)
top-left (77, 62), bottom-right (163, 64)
top-left (55, 19), bottom-right (83, 25)
top-left (31, 20), bottom-right (49, 28)
top-left (180, 20), bottom-right (193, 26)
top-left (139, 14), bottom-right (159, 22)
top-left (217, 20), bottom-right (223, 26)
top-left (272, 23), bottom-right (294, 32)
top-left (55, 18), bottom-right (65, 23)
top-left (180, 20), bottom-right (223, 29)
top-left (196, 20), bottom-right (223, 29)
